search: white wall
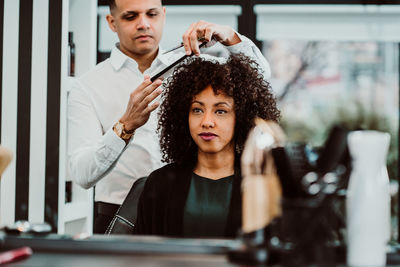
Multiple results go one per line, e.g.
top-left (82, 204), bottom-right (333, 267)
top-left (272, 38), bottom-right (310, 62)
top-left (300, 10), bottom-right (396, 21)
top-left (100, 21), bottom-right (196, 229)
top-left (0, 0), bottom-right (20, 227)
top-left (28, 0), bottom-right (49, 225)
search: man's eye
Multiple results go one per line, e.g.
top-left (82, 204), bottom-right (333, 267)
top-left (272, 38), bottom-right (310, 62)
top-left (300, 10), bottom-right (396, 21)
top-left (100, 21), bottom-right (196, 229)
top-left (124, 15), bottom-right (137, 20)
top-left (148, 12), bottom-right (158, 17)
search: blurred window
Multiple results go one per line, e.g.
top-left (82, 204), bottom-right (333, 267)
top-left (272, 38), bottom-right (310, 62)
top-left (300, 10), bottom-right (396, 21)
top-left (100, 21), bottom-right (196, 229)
top-left (256, 5), bottom-right (400, 239)
top-left (255, 4), bottom-right (399, 145)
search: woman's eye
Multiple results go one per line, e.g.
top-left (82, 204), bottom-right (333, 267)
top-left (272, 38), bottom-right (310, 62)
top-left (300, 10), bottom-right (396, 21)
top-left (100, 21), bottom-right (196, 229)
top-left (216, 109), bottom-right (227, 115)
top-left (192, 108), bottom-right (202, 114)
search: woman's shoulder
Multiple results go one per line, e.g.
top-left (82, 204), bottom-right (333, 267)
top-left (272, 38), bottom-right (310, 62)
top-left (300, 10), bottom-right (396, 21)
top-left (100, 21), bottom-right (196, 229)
top-left (148, 162), bottom-right (181, 175)
top-left (146, 162), bottom-right (189, 184)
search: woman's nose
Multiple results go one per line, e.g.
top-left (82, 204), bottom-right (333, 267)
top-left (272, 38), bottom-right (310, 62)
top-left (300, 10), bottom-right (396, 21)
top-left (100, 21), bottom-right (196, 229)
top-left (201, 113), bottom-right (215, 128)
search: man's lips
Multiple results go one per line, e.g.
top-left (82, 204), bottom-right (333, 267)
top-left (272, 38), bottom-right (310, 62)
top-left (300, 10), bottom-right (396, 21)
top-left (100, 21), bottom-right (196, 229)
top-left (199, 132), bottom-right (217, 141)
top-left (135, 35), bottom-right (152, 41)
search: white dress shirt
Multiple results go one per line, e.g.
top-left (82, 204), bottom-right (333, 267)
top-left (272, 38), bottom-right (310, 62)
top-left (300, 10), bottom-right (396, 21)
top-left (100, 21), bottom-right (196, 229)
top-left (67, 33), bottom-right (271, 205)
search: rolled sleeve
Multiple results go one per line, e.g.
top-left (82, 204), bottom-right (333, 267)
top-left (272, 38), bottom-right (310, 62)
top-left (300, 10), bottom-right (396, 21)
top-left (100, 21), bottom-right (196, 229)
top-left (224, 32), bottom-right (271, 79)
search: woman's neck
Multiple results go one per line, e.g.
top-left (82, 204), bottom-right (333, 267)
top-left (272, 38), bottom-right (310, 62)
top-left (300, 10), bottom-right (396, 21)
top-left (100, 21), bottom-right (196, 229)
top-left (194, 150), bottom-right (235, 180)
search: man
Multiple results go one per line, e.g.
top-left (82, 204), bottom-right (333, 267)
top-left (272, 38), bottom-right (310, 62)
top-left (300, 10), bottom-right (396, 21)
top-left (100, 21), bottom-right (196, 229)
top-left (68, 0), bottom-right (271, 233)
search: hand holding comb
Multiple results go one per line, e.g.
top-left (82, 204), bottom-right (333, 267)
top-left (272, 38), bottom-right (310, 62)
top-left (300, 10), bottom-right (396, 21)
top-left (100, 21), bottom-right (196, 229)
top-left (150, 40), bottom-right (209, 82)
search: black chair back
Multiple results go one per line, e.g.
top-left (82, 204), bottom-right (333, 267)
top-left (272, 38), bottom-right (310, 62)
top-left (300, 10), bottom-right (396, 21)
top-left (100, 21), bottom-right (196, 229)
top-left (105, 176), bottom-right (147, 235)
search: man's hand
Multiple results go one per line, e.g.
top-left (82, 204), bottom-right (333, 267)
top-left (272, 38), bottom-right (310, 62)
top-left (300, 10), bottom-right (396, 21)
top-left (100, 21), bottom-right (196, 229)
top-left (182, 21), bottom-right (241, 56)
top-left (119, 75), bottom-right (162, 132)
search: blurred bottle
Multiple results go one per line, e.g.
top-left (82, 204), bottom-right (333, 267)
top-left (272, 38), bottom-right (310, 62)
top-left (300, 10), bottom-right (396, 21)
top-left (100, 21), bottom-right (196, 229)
top-left (346, 130), bottom-right (391, 267)
top-left (68, 32), bottom-right (75, 77)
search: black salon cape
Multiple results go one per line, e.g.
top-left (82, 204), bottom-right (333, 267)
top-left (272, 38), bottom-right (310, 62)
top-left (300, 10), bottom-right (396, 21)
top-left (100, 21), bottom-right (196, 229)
top-left (133, 162), bottom-right (243, 238)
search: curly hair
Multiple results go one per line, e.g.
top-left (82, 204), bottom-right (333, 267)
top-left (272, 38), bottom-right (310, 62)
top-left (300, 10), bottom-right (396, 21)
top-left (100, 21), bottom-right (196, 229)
top-left (158, 54), bottom-right (280, 164)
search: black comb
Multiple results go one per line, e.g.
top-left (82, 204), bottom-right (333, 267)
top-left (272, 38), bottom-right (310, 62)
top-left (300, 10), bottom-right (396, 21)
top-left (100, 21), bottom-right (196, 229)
top-left (150, 41), bottom-right (208, 82)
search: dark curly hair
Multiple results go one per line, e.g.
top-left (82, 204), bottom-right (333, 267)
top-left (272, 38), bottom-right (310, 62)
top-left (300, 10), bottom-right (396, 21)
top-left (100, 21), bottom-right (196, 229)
top-left (158, 54), bottom-right (280, 164)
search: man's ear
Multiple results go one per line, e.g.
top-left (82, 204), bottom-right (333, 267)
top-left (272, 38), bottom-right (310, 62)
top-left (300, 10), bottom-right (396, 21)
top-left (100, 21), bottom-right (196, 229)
top-left (106, 14), bottom-right (117, 33)
top-left (162, 7), bottom-right (166, 24)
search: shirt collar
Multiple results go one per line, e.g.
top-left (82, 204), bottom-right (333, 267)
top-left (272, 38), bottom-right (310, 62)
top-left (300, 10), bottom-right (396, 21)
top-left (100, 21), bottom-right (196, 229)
top-left (110, 43), bottom-right (173, 71)
top-left (110, 43), bottom-right (129, 71)
top-left (155, 47), bottom-right (172, 66)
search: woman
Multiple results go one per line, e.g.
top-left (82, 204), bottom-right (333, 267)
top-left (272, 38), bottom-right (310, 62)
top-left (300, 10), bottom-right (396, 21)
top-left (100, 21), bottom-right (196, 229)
top-left (133, 54), bottom-right (280, 238)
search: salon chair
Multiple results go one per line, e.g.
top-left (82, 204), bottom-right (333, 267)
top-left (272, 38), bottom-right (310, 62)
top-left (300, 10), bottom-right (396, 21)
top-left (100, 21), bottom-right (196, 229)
top-left (105, 177), bottom-right (147, 235)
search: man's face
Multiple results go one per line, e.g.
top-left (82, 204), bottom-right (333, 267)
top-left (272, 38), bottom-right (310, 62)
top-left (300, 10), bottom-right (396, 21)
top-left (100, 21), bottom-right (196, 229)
top-left (107, 0), bottom-right (165, 59)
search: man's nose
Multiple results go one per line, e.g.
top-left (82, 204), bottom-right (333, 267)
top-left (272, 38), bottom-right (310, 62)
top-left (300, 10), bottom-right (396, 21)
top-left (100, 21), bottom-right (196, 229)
top-left (136, 15), bottom-right (150, 30)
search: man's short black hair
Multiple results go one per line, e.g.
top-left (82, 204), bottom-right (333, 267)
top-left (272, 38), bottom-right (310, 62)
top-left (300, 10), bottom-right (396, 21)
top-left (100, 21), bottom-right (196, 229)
top-left (107, 0), bottom-right (116, 10)
top-left (108, 0), bottom-right (162, 10)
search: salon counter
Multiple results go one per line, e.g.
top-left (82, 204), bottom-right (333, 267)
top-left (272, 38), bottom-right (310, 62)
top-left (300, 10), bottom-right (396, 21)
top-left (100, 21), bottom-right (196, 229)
top-left (1, 251), bottom-right (233, 267)
top-left (1, 234), bottom-right (241, 267)
top-left (2, 233), bottom-right (400, 266)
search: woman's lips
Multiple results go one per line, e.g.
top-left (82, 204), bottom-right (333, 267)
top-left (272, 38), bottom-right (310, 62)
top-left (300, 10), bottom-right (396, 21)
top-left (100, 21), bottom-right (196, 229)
top-left (199, 132), bottom-right (217, 141)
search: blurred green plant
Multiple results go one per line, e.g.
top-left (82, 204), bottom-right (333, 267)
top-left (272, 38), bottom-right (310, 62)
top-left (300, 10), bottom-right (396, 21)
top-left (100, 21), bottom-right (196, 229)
top-left (280, 100), bottom-right (398, 180)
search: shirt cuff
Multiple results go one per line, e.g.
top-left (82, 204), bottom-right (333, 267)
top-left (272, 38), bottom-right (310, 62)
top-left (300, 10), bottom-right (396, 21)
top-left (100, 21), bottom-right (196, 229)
top-left (103, 128), bottom-right (127, 155)
top-left (224, 32), bottom-right (253, 55)
top-left (223, 32), bottom-right (271, 79)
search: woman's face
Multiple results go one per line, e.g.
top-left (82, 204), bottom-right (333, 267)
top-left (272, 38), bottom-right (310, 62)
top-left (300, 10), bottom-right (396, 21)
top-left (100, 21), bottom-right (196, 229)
top-left (189, 85), bottom-right (235, 156)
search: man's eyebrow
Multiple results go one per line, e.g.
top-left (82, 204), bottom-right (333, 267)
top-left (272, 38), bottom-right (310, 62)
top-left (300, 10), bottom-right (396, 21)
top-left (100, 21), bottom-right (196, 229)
top-left (121, 8), bottom-right (159, 16)
top-left (121, 11), bottom-right (138, 16)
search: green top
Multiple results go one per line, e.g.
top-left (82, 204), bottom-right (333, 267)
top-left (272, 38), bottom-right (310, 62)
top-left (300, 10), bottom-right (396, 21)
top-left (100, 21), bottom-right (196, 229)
top-left (183, 172), bottom-right (234, 238)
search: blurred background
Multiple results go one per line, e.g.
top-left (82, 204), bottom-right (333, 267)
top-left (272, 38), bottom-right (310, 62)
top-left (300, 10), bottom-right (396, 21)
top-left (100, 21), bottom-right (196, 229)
top-left (97, 2), bottom-right (399, 187)
top-left (0, 0), bottom-right (399, 239)
top-left (104, 1), bottom-right (399, 240)
top-left (98, 2), bottom-right (399, 234)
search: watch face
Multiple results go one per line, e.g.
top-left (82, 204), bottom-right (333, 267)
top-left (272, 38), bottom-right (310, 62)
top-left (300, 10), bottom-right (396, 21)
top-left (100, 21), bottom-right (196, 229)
top-left (114, 122), bottom-right (133, 141)
top-left (114, 122), bottom-right (124, 136)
